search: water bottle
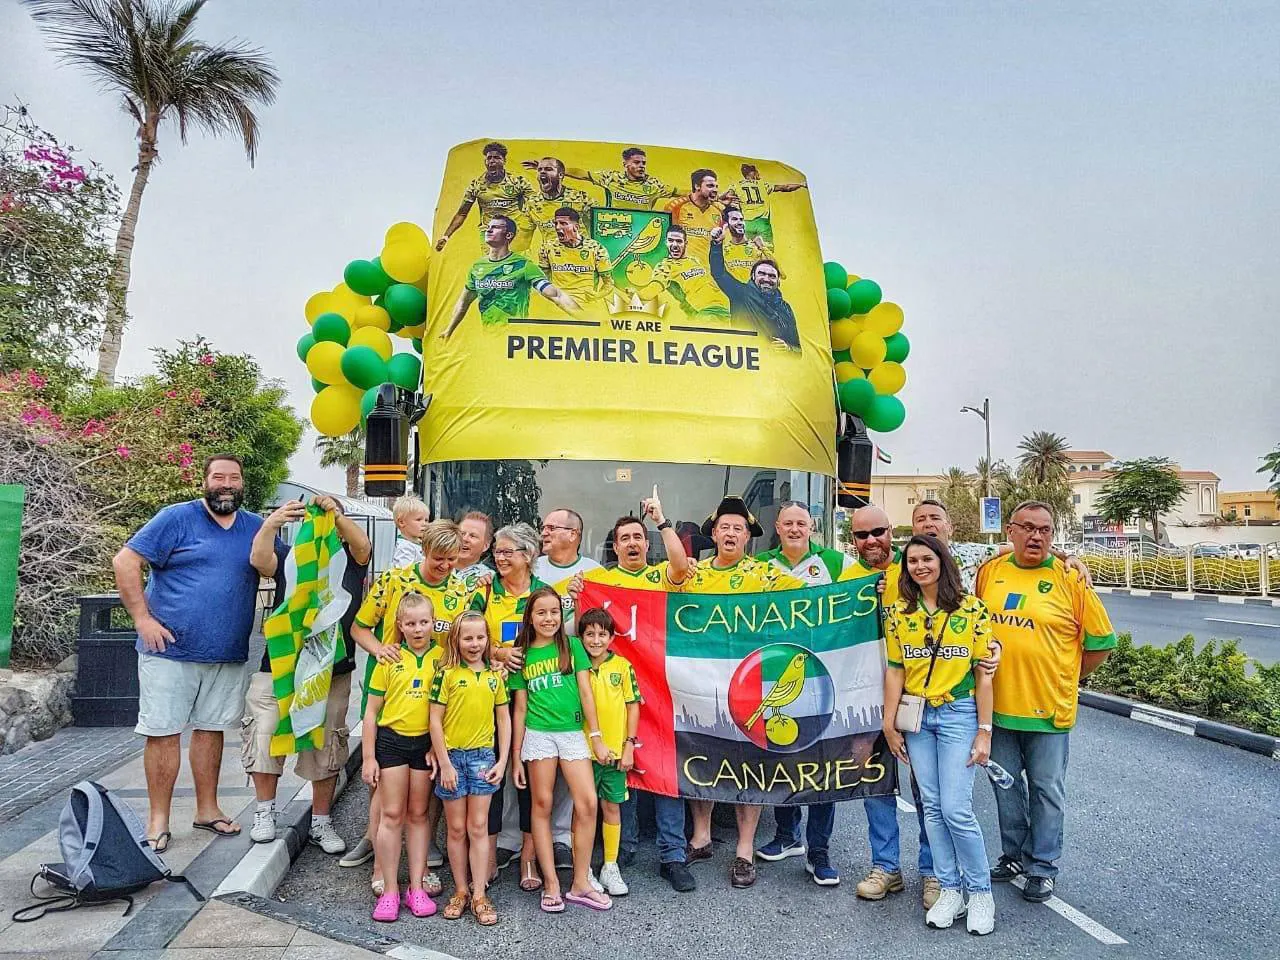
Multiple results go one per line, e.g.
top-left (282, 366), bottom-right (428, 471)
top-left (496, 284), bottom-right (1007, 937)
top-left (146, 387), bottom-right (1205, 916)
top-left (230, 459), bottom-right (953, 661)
top-left (982, 759), bottom-right (1015, 790)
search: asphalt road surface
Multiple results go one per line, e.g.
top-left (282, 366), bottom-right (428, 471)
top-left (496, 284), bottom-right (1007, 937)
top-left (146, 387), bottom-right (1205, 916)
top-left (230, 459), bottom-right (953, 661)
top-left (275, 707), bottom-right (1278, 960)
top-left (1100, 593), bottom-right (1280, 664)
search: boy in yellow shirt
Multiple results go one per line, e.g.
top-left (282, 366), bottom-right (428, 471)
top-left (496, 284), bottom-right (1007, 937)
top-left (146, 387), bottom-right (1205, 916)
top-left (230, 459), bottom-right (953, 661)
top-left (578, 607), bottom-right (642, 897)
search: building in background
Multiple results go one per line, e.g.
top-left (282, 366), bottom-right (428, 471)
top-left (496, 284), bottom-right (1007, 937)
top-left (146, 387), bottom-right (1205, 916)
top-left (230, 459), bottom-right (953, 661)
top-left (1066, 450), bottom-right (1220, 540)
top-left (1218, 490), bottom-right (1279, 523)
top-left (870, 474), bottom-right (944, 529)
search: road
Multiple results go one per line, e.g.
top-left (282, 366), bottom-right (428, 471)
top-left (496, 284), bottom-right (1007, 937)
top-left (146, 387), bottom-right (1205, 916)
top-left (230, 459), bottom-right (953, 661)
top-left (1100, 592), bottom-right (1280, 664)
top-left (275, 706), bottom-right (1278, 960)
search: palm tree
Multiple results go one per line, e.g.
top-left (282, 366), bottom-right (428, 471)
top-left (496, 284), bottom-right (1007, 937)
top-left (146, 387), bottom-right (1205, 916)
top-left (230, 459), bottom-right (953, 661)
top-left (1017, 431), bottom-right (1071, 485)
top-left (315, 428), bottom-right (365, 498)
top-left (1259, 444), bottom-right (1280, 494)
top-left (24, 0), bottom-right (279, 383)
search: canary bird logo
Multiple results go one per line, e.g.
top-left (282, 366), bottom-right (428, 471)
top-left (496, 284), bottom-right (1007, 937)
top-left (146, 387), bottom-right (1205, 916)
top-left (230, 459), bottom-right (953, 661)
top-left (727, 643), bottom-right (835, 753)
top-left (745, 652), bottom-right (808, 731)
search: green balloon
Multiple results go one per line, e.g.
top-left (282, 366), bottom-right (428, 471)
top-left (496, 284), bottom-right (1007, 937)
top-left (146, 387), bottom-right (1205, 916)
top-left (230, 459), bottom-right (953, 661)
top-left (826, 287), bottom-right (852, 321)
top-left (310, 377), bottom-right (327, 393)
top-left (884, 332), bottom-right (911, 363)
top-left (838, 377), bottom-right (876, 416)
top-left (296, 332), bottom-right (316, 362)
top-left (343, 258), bottom-right (392, 297)
top-left (340, 345), bottom-right (388, 390)
top-left (384, 283), bottom-right (427, 327)
top-left (312, 312), bottom-right (350, 345)
top-left (411, 337), bottom-right (423, 354)
top-left (360, 386), bottom-right (380, 422)
top-left (823, 262), bottom-right (848, 290)
top-left (864, 393), bottom-right (906, 433)
top-left (387, 352), bottom-right (422, 391)
top-left (832, 348), bottom-right (852, 364)
top-left (847, 278), bottom-right (883, 315)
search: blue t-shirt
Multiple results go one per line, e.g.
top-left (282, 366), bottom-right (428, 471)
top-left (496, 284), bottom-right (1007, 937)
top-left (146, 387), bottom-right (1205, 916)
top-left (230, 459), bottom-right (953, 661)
top-left (127, 499), bottom-right (270, 663)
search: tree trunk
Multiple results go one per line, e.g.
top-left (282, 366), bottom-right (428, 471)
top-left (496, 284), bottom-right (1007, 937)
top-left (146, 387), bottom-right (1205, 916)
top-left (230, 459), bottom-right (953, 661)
top-left (1150, 510), bottom-right (1160, 545)
top-left (346, 462), bottom-right (361, 499)
top-left (97, 129), bottom-right (157, 384)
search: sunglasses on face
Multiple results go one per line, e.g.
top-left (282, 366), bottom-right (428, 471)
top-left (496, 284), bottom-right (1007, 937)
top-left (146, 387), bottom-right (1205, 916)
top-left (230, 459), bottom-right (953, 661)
top-left (852, 527), bottom-right (889, 540)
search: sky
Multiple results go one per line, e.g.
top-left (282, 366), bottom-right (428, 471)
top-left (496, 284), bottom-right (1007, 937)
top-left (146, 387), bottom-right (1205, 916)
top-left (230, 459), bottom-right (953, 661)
top-left (3, 0), bottom-right (1277, 492)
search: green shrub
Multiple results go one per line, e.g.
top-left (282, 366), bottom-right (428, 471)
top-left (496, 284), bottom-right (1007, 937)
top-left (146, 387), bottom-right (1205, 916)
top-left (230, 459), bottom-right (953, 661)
top-left (1084, 633), bottom-right (1280, 737)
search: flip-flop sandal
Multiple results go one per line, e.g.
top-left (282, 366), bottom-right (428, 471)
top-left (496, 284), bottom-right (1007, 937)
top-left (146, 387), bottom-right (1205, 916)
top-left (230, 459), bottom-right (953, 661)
top-left (565, 889), bottom-right (613, 911)
top-left (192, 818), bottom-right (240, 837)
top-left (540, 892), bottom-right (565, 913)
top-left (519, 861), bottom-right (543, 892)
top-left (147, 831), bottom-right (171, 853)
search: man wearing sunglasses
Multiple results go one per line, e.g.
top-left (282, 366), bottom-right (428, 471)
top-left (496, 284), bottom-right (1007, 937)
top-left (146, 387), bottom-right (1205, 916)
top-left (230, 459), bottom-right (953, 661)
top-left (975, 500), bottom-right (1116, 903)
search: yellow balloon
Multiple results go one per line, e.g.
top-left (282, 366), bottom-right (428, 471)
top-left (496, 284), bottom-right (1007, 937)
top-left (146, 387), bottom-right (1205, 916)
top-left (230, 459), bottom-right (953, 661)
top-left (353, 304), bottom-right (392, 331)
top-left (835, 362), bottom-right (864, 383)
top-left (864, 301), bottom-right (904, 338)
top-left (384, 221), bottom-right (430, 248)
top-left (850, 330), bottom-right (888, 368)
top-left (398, 322), bottom-right (427, 338)
top-left (829, 318), bottom-right (857, 351)
top-left (845, 274), bottom-right (861, 288)
top-left (311, 385), bottom-right (362, 437)
top-left (380, 240), bottom-right (430, 284)
top-left (304, 291), bottom-right (334, 324)
top-left (328, 282), bottom-right (371, 322)
top-left (867, 361), bottom-right (907, 395)
top-left (348, 326), bottom-right (393, 361)
top-left (304, 340), bottom-right (346, 385)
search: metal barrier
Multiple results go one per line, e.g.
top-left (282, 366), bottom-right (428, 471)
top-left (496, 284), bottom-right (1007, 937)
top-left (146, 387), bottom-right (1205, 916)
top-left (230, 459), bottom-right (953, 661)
top-left (1077, 541), bottom-right (1275, 598)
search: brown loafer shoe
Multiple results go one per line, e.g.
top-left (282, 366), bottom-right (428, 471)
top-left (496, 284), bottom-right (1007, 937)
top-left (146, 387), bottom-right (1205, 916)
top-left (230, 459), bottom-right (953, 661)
top-left (686, 842), bottom-right (713, 863)
top-left (729, 856), bottom-right (757, 888)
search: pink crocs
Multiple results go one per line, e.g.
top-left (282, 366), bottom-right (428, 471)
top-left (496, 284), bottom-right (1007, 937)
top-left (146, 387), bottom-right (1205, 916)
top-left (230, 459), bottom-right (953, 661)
top-left (404, 888), bottom-right (437, 918)
top-left (372, 891), bottom-right (400, 922)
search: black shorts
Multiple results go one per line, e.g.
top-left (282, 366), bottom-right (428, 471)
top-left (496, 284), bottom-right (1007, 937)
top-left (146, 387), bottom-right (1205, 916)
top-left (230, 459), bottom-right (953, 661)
top-left (375, 727), bottom-right (432, 771)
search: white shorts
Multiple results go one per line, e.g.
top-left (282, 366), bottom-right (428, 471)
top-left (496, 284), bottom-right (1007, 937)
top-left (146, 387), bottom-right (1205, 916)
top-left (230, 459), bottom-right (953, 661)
top-left (521, 728), bottom-right (591, 763)
top-left (135, 655), bottom-right (248, 737)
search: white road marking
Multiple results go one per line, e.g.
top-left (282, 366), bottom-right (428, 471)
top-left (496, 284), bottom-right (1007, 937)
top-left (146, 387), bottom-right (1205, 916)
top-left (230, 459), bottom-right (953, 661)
top-left (1012, 876), bottom-right (1128, 945)
top-left (1204, 617), bottom-right (1280, 629)
top-left (898, 793), bottom-right (1128, 945)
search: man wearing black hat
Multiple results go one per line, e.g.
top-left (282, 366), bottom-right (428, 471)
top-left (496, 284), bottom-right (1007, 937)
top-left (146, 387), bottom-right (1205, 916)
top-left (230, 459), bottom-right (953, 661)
top-left (668, 495), bottom-right (804, 888)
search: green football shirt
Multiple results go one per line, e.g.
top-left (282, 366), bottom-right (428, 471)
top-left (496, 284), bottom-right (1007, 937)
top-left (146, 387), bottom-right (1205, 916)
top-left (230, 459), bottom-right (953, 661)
top-left (465, 252), bottom-right (549, 325)
top-left (507, 636), bottom-right (592, 733)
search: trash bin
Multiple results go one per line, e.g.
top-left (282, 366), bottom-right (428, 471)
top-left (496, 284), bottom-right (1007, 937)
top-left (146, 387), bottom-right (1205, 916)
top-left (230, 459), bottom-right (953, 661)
top-left (70, 593), bottom-right (139, 727)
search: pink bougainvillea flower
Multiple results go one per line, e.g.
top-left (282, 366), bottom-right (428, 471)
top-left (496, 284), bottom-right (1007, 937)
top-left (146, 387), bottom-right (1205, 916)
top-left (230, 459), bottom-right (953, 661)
top-left (115, 445), bottom-right (131, 459)
top-left (179, 442), bottom-right (193, 454)
top-left (189, 389), bottom-right (203, 405)
top-left (25, 371), bottom-right (47, 389)
top-left (198, 353), bottom-right (215, 366)
top-left (164, 389), bottom-right (178, 399)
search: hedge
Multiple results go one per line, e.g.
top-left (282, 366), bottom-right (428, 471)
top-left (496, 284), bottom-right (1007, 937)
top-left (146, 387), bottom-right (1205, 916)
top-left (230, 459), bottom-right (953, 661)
top-left (1083, 633), bottom-right (1280, 737)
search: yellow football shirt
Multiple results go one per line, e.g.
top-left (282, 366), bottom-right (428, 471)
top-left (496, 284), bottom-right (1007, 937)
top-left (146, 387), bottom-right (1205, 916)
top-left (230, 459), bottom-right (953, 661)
top-left (584, 651), bottom-right (642, 755)
top-left (462, 173), bottom-right (533, 248)
top-left (367, 645), bottom-right (442, 737)
top-left (538, 237), bottom-right (613, 306)
top-left (584, 562), bottom-right (671, 591)
top-left (430, 664), bottom-right (509, 750)
top-left (524, 184), bottom-right (594, 238)
top-left (840, 548), bottom-right (903, 607)
top-left (483, 577), bottom-right (550, 649)
top-left (649, 255), bottom-right (730, 317)
top-left (669, 555), bottom-right (804, 594)
top-left (355, 566), bottom-right (485, 650)
top-left (885, 595), bottom-right (992, 706)
top-left (664, 197), bottom-right (725, 264)
top-left (582, 169), bottom-right (680, 209)
top-left (975, 555), bottom-right (1117, 732)
top-left (722, 235), bottom-right (775, 283)
top-left (728, 178), bottom-right (774, 222)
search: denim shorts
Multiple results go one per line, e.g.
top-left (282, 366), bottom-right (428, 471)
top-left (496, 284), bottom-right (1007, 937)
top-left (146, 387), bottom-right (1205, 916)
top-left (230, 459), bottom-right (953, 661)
top-left (435, 747), bottom-right (501, 800)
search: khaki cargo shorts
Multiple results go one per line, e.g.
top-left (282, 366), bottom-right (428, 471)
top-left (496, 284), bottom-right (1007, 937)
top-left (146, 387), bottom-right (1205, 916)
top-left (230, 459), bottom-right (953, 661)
top-left (241, 670), bottom-right (352, 781)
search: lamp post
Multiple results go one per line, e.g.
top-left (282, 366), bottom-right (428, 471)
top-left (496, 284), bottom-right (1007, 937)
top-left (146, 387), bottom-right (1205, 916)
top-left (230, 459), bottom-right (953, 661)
top-left (961, 399), bottom-right (992, 543)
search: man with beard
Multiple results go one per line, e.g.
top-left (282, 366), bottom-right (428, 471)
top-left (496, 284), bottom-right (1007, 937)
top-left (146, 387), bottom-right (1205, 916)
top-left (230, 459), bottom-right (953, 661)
top-left (564, 145), bottom-right (682, 210)
top-left (663, 169), bottom-right (725, 264)
top-left (644, 225), bottom-right (731, 323)
top-left (519, 156), bottom-right (594, 249)
top-left (720, 206), bottom-right (776, 284)
top-left (113, 454), bottom-right (281, 850)
top-left (538, 208), bottom-right (615, 309)
top-left (709, 226), bottom-right (799, 349)
top-left (436, 141), bottom-right (534, 253)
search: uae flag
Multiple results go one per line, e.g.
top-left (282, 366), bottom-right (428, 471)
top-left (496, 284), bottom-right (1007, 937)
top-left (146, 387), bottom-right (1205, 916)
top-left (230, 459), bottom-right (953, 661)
top-left (577, 575), bottom-right (897, 805)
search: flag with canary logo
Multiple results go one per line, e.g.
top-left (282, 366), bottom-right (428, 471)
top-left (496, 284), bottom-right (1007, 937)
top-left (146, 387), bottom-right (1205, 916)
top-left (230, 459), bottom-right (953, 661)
top-left (576, 575), bottom-right (896, 805)
top-left (264, 505), bottom-right (351, 756)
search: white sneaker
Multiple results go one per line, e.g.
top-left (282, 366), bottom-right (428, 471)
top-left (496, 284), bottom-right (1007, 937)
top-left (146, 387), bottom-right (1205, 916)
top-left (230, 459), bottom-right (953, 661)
top-left (586, 869), bottom-right (604, 893)
top-left (428, 839), bottom-right (444, 868)
top-left (966, 890), bottom-right (995, 936)
top-left (598, 861), bottom-right (629, 896)
top-left (250, 807), bottom-right (276, 844)
top-left (925, 889), bottom-right (967, 929)
top-left (309, 820), bottom-right (346, 855)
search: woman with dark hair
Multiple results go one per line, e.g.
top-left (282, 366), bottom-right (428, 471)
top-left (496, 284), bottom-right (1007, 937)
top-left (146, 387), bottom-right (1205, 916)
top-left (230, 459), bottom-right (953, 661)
top-left (882, 535), bottom-right (997, 936)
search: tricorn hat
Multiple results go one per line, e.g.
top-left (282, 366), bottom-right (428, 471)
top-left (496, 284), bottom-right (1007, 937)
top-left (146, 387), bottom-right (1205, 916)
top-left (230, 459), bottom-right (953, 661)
top-left (700, 495), bottom-right (764, 538)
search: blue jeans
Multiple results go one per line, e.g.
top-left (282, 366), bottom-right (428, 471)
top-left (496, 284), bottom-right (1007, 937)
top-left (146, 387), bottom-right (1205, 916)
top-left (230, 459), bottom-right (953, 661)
top-left (654, 794), bottom-right (687, 864)
top-left (990, 726), bottom-right (1069, 879)
top-left (620, 792), bottom-right (638, 854)
top-left (863, 774), bottom-right (933, 875)
top-left (772, 803), bottom-right (836, 856)
top-left (905, 698), bottom-right (990, 893)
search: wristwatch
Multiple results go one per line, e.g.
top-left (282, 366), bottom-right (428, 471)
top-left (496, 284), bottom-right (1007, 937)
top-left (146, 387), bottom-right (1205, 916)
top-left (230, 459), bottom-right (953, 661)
top-left (656, 520), bottom-right (672, 531)
top-left (977, 723), bottom-right (993, 732)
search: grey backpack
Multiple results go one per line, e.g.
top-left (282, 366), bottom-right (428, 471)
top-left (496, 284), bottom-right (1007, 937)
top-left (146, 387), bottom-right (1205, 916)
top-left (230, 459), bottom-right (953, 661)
top-left (12, 780), bottom-right (202, 921)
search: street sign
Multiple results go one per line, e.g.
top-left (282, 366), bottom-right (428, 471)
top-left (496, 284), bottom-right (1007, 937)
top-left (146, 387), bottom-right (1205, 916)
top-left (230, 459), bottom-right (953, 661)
top-left (980, 496), bottom-right (1002, 535)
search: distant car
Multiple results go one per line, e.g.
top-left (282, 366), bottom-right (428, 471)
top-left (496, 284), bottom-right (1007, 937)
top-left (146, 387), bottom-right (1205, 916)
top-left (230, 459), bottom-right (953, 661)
top-left (1191, 545), bottom-right (1227, 558)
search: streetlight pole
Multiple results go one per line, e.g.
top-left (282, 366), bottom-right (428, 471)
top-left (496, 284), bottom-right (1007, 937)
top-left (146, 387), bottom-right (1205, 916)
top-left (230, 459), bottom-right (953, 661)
top-left (961, 398), bottom-right (992, 542)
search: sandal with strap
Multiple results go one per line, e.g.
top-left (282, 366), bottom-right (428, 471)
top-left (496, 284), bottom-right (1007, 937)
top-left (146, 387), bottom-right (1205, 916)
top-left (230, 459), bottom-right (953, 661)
top-left (442, 890), bottom-right (469, 920)
top-left (519, 860), bottom-right (543, 892)
top-left (472, 894), bottom-right (498, 926)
